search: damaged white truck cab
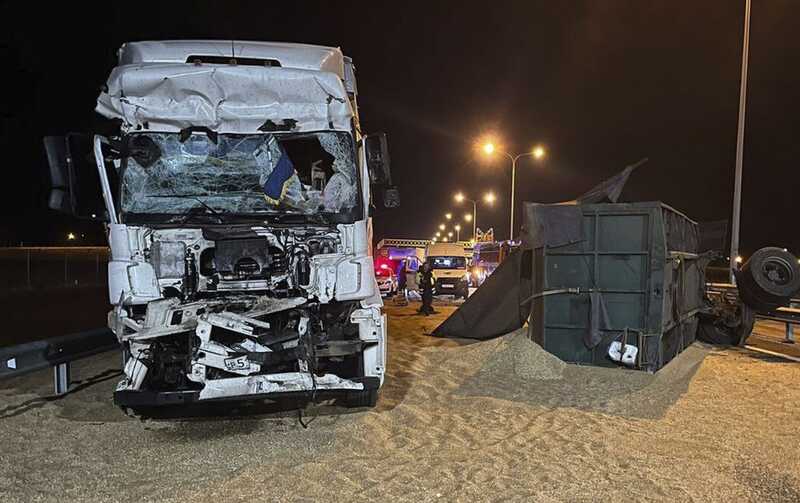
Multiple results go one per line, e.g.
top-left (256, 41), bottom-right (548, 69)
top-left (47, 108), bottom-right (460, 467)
top-left (44, 40), bottom-right (399, 411)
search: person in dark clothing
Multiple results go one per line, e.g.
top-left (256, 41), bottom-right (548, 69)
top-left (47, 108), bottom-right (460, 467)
top-left (397, 260), bottom-right (407, 294)
top-left (418, 261), bottom-right (436, 315)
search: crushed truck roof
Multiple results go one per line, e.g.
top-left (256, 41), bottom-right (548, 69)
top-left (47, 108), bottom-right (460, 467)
top-left (118, 40), bottom-right (345, 77)
top-left (97, 40), bottom-right (354, 134)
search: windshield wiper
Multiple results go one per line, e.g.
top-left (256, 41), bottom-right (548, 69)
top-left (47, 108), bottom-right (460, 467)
top-left (189, 197), bottom-right (224, 223)
top-left (151, 194), bottom-right (225, 224)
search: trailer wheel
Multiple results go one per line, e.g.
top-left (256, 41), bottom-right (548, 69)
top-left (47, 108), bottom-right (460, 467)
top-left (737, 247), bottom-right (800, 310)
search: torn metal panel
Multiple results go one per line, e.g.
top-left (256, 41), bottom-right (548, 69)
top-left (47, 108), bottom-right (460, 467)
top-left (96, 64), bottom-right (353, 133)
top-left (198, 372), bottom-right (363, 400)
top-left (244, 297), bottom-right (308, 318)
top-left (204, 312), bottom-right (271, 337)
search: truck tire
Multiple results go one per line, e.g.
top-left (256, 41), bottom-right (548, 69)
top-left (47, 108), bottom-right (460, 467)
top-left (737, 247), bottom-right (800, 311)
top-left (343, 388), bottom-right (378, 408)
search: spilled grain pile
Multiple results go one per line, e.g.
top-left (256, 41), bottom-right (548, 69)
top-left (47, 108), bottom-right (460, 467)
top-left (443, 328), bottom-right (710, 419)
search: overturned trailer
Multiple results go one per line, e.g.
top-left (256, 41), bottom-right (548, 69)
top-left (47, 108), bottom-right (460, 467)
top-left (524, 201), bottom-right (705, 371)
top-left (44, 41), bottom-right (399, 412)
top-left (434, 201), bottom-right (706, 372)
top-left (432, 161), bottom-right (767, 372)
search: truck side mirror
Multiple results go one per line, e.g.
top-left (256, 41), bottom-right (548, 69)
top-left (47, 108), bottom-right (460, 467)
top-left (43, 134), bottom-right (106, 220)
top-left (364, 132), bottom-right (400, 208)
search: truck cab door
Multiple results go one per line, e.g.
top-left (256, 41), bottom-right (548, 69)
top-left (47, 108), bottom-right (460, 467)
top-left (43, 134), bottom-right (108, 221)
top-left (364, 133), bottom-right (400, 209)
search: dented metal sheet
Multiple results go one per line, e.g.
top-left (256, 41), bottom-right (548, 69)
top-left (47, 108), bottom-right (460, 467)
top-left (117, 40), bottom-right (346, 78)
top-left (96, 64), bottom-right (353, 133)
top-left (198, 372), bottom-right (363, 400)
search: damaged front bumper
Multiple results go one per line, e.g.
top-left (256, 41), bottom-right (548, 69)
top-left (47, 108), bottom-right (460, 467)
top-left (114, 375), bottom-right (381, 408)
top-left (110, 293), bottom-right (387, 410)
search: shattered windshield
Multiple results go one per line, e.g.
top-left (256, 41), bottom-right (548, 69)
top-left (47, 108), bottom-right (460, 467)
top-left (119, 132), bottom-right (359, 219)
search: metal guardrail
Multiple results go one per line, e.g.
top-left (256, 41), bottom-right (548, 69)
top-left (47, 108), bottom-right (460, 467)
top-left (0, 328), bottom-right (119, 394)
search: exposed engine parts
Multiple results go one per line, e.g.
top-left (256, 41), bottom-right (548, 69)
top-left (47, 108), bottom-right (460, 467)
top-left (109, 223), bottom-right (385, 410)
top-left (140, 226), bottom-right (339, 300)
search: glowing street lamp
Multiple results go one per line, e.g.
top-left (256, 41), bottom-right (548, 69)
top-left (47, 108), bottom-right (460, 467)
top-left (481, 141), bottom-right (547, 240)
top-left (439, 223), bottom-right (446, 231)
top-left (436, 231), bottom-right (441, 237)
top-left (442, 236), bottom-right (449, 242)
top-left (454, 191), bottom-right (496, 241)
top-left (454, 224), bottom-right (461, 241)
top-left (67, 232), bottom-right (76, 241)
top-left (445, 212), bottom-right (452, 220)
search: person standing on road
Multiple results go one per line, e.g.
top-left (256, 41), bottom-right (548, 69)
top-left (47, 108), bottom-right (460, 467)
top-left (418, 261), bottom-right (436, 315)
top-left (397, 259), bottom-right (407, 296)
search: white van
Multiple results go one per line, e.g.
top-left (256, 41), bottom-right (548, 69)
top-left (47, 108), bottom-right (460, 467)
top-left (425, 243), bottom-right (469, 298)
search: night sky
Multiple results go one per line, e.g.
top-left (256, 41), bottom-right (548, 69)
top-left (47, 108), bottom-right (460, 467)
top-left (1, 1), bottom-right (797, 257)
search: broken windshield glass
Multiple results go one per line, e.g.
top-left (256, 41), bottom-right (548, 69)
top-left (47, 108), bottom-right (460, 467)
top-left (119, 132), bottom-right (359, 218)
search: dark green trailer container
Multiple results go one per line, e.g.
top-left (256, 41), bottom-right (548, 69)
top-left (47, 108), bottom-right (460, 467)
top-left (524, 201), bottom-right (706, 372)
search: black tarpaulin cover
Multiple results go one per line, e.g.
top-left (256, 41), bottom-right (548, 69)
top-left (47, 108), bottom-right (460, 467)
top-left (523, 204), bottom-right (583, 249)
top-left (431, 250), bottom-right (532, 340)
top-left (566, 158), bottom-right (647, 205)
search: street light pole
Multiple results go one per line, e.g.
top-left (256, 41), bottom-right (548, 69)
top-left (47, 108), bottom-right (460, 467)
top-left (510, 153), bottom-right (519, 241)
top-left (454, 194), bottom-right (478, 240)
top-left (470, 199), bottom-right (477, 240)
top-left (483, 145), bottom-right (545, 241)
top-left (455, 191), bottom-right (495, 241)
top-left (505, 152), bottom-right (535, 241)
top-left (729, 0), bottom-right (751, 284)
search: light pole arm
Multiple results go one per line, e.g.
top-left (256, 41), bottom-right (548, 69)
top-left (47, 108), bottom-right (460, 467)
top-left (506, 151), bottom-right (537, 241)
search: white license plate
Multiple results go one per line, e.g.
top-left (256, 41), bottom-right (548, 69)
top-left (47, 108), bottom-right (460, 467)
top-left (440, 284), bottom-right (454, 288)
